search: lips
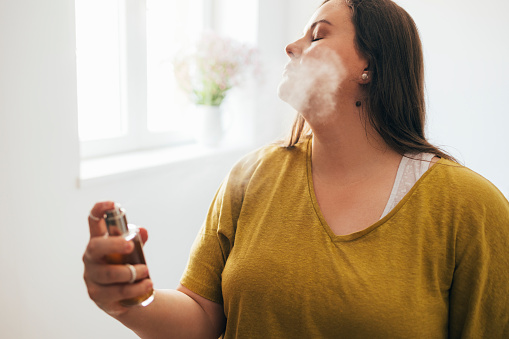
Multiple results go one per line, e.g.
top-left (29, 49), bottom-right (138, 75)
top-left (283, 63), bottom-right (298, 76)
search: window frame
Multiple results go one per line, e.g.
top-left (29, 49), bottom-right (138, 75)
top-left (78, 0), bottom-right (212, 159)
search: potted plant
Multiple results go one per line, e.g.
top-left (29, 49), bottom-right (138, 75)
top-left (173, 31), bottom-right (259, 146)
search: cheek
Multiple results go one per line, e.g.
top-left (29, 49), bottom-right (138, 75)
top-left (306, 49), bottom-right (348, 93)
top-left (278, 49), bottom-right (347, 111)
top-left (310, 47), bottom-right (350, 82)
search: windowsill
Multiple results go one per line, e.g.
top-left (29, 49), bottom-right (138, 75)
top-left (78, 141), bottom-right (253, 188)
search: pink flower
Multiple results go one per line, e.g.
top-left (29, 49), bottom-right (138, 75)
top-left (172, 31), bottom-right (261, 106)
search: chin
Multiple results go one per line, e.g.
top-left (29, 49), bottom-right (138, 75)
top-left (277, 78), bottom-right (290, 103)
top-left (277, 75), bottom-right (309, 111)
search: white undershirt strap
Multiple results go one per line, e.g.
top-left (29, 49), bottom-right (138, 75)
top-left (380, 153), bottom-right (436, 219)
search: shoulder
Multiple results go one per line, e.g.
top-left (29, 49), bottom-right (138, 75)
top-left (216, 138), bottom-right (309, 203)
top-left (209, 140), bottom-right (308, 224)
top-left (427, 159), bottom-right (509, 221)
top-left (228, 138), bottom-right (309, 181)
top-left (432, 159), bottom-right (504, 196)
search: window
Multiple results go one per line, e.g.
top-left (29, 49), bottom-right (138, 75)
top-left (75, 0), bottom-right (125, 142)
top-left (75, 0), bottom-right (209, 158)
top-left (76, 0), bottom-right (260, 162)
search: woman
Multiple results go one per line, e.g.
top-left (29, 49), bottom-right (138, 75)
top-left (83, 0), bottom-right (509, 337)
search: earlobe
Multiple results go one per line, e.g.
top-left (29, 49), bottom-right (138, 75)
top-left (359, 62), bottom-right (371, 84)
top-left (360, 71), bottom-right (370, 84)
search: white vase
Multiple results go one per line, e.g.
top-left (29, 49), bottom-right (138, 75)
top-left (194, 105), bottom-right (223, 146)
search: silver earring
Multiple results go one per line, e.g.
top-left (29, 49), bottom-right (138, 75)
top-left (361, 73), bottom-right (368, 80)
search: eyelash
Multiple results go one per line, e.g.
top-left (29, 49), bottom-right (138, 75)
top-left (312, 38), bottom-right (323, 42)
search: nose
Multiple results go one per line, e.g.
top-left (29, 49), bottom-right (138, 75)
top-left (285, 39), bottom-right (302, 59)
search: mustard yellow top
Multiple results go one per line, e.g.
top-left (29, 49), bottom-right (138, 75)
top-left (181, 137), bottom-right (509, 338)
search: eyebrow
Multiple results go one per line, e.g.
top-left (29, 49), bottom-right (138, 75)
top-left (305, 19), bottom-right (334, 35)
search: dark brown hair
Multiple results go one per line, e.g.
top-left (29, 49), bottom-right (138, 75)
top-left (285, 0), bottom-right (454, 161)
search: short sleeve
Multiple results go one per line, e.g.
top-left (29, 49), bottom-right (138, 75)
top-left (179, 150), bottom-right (260, 304)
top-left (448, 185), bottom-right (509, 338)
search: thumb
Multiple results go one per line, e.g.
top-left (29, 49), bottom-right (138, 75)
top-left (88, 201), bottom-right (115, 238)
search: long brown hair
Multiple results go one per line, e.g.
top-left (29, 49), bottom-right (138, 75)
top-left (285, 0), bottom-right (454, 161)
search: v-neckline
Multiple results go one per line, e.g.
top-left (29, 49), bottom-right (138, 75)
top-left (304, 137), bottom-right (442, 242)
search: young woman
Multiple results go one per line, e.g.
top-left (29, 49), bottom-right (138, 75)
top-left (83, 0), bottom-right (509, 337)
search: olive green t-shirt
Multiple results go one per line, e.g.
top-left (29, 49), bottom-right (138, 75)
top-left (181, 137), bottom-right (509, 338)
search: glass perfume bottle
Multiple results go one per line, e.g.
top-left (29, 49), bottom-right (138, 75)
top-left (104, 204), bottom-right (155, 307)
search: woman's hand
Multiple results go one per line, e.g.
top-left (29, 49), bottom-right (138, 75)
top-left (83, 201), bottom-right (152, 317)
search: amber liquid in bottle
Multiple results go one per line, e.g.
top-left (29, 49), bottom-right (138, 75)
top-left (104, 204), bottom-right (155, 307)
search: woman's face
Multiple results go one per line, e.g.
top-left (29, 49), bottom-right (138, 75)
top-left (278, 0), bottom-right (369, 114)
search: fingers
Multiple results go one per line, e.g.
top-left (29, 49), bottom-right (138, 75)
top-left (83, 236), bottom-right (134, 263)
top-left (88, 201), bottom-right (115, 238)
top-left (85, 263), bottom-right (150, 285)
top-left (138, 227), bottom-right (148, 244)
top-left (85, 202), bottom-right (154, 315)
top-left (86, 278), bottom-right (153, 306)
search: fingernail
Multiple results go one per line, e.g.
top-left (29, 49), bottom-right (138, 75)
top-left (125, 241), bottom-right (134, 251)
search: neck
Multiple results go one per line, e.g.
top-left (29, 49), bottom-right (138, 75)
top-left (307, 103), bottom-right (401, 186)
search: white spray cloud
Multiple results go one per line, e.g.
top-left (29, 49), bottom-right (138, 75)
top-left (277, 48), bottom-right (346, 118)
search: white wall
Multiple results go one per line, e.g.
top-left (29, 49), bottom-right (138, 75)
top-left (0, 0), bottom-right (507, 338)
top-left (400, 0), bottom-right (509, 196)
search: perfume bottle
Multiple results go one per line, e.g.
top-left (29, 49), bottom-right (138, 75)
top-left (104, 204), bottom-right (155, 307)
